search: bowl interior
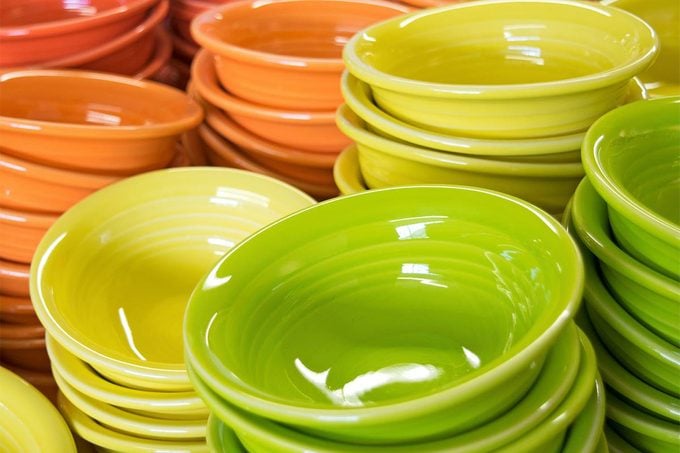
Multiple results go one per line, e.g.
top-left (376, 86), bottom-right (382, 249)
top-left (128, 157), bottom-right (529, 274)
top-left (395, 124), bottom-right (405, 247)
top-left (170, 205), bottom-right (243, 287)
top-left (0, 0), bottom-right (125, 27)
top-left (349, 0), bottom-right (652, 86)
top-left (187, 186), bottom-right (581, 409)
top-left (0, 72), bottom-right (194, 128)
top-left (33, 169), bottom-right (313, 371)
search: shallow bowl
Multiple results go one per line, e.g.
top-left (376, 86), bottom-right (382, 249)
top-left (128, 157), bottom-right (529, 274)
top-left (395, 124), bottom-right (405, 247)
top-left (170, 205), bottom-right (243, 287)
top-left (333, 145), bottom-right (368, 196)
top-left (0, 206), bottom-right (57, 264)
top-left (0, 259), bottom-right (29, 298)
top-left (0, 295), bottom-right (37, 324)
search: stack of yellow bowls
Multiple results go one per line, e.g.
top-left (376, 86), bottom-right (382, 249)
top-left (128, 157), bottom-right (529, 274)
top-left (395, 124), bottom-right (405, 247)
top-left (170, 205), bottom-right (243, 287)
top-left (335, 0), bottom-right (658, 216)
top-left (185, 0), bottom-right (410, 200)
top-left (568, 97), bottom-right (680, 452)
top-left (29, 167), bottom-right (316, 451)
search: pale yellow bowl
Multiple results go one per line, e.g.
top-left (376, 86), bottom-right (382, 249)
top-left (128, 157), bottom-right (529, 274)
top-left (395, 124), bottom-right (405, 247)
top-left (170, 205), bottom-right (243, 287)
top-left (336, 105), bottom-right (583, 214)
top-left (31, 168), bottom-right (315, 391)
top-left (0, 366), bottom-right (76, 452)
top-left (333, 144), bottom-right (368, 195)
top-left (344, 0), bottom-right (658, 139)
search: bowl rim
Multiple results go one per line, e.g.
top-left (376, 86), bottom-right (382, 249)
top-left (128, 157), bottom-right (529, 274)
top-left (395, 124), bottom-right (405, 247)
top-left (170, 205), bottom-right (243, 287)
top-left (0, 322), bottom-right (44, 340)
top-left (333, 144), bottom-right (368, 195)
top-left (606, 389), bottom-right (680, 442)
top-left (190, 0), bottom-right (410, 72)
top-left (133, 25), bottom-right (173, 80)
top-left (0, 0), bottom-right (158, 38)
top-left (336, 104), bottom-right (586, 177)
top-left (0, 68), bottom-right (203, 139)
top-left (581, 96), bottom-right (680, 246)
top-left (184, 184), bottom-right (584, 424)
top-left (343, 0), bottom-right (658, 99)
top-left (0, 205), bottom-right (58, 227)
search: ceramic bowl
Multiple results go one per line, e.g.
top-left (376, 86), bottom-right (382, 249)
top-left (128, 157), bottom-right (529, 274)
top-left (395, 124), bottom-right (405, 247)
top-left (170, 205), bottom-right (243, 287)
top-left (57, 393), bottom-right (209, 452)
top-left (0, 70), bottom-right (203, 175)
top-left (46, 336), bottom-right (208, 418)
top-left (0, 367), bottom-right (75, 451)
top-left (0, 295), bottom-right (38, 325)
top-left (0, 322), bottom-right (44, 340)
top-left (172, 33), bottom-right (200, 63)
top-left (605, 424), bottom-right (637, 453)
top-left (606, 390), bottom-right (680, 452)
top-left (207, 415), bottom-right (247, 453)
top-left (344, 0), bottom-right (657, 139)
top-left (0, 336), bottom-right (50, 371)
top-left (2, 363), bottom-right (58, 404)
top-left (582, 97), bottom-right (680, 280)
top-left (0, 0), bottom-right (157, 67)
top-left (31, 168), bottom-right (315, 391)
top-left (571, 180), bottom-right (680, 347)
top-left (336, 105), bottom-right (584, 214)
top-left (53, 370), bottom-right (206, 440)
top-left (333, 145), bottom-right (368, 196)
top-left (131, 26), bottom-right (174, 80)
top-left (191, 0), bottom-right (408, 110)
top-left (0, 206), bottom-right (57, 263)
top-left (192, 50), bottom-right (350, 153)
top-left (560, 376), bottom-right (606, 453)
top-left (0, 259), bottom-right (30, 298)
top-left (0, 150), bottom-right (120, 214)
top-left (602, 0), bottom-right (680, 97)
top-left (185, 185), bottom-right (583, 443)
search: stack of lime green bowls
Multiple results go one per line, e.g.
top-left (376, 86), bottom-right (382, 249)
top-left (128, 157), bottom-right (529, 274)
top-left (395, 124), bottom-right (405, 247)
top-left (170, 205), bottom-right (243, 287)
top-left (334, 0), bottom-right (658, 217)
top-left (185, 185), bottom-right (607, 451)
top-left (29, 168), bottom-right (315, 451)
top-left (568, 97), bottom-right (680, 452)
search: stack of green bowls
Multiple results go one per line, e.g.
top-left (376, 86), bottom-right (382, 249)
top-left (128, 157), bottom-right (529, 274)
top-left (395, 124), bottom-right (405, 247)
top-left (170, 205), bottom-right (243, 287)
top-left (568, 96), bottom-right (680, 452)
top-left (185, 185), bottom-right (606, 451)
top-left (333, 0), bottom-right (658, 217)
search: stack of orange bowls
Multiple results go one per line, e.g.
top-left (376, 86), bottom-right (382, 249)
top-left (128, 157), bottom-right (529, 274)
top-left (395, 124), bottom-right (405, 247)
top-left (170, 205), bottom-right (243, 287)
top-left (186, 0), bottom-right (410, 200)
top-left (168, 0), bottom-right (223, 65)
top-left (0, 0), bottom-right (172, 81)
top-left (0, 69), bottom-right (203, 406)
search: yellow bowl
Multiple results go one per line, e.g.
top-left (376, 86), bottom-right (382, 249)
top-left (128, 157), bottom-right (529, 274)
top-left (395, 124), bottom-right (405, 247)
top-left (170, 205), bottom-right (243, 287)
top-left (46, 336), bottom-right (208, 419)
top-left (602, 0), bottom-right (680, 97)
top-left (0, 366), bottom-right (76, 452)
top-left (31, 168), bottom-right (315, 391)
top-left (336, 105), bottom-right (583, 214)
top-left (333, 144), bottom-right (368, 195)
top-left (344, 0), bottom-right (658, 139)
top-left (57, 393), bottom-right (209, 452)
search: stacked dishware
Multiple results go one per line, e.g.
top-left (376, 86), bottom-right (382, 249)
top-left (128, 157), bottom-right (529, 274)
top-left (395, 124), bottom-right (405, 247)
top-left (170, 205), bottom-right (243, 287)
top-left (29, 167), bottom-right (315, 450)
top-left (0, 0), bottom-right (174, 80)
top-left (335, 0), bottom-right (658, 216)
top-left (185, 184), bottom-right (606, 451)
top-left (569, 97), bottom-right (680, 452)
top-left (0, 69), bottom-right (202, 413)
top-left (186, 0), bottom-right (410, 200)
top-left (168, 0), bottom-right (222, 64)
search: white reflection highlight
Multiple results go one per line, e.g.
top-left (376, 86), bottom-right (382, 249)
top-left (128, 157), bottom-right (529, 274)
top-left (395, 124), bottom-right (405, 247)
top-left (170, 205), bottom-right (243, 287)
top-left (118, 308), bottom-right (147, 362)
top-left (85, 110), bottom-right (121, 126)
top-left (462, 347), bottom-right (481, 369)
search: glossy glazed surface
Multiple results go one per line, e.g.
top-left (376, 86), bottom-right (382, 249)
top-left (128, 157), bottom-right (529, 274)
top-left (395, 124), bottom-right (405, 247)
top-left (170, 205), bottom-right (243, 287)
top-left (132, 26), bottom-right (173, 80)
top-left (344, 0), bottom-right (657, 138)
top-left (192, 50), bottom-right (350, 153)
top-left (31, 168), bottom-right (315, 390)
top-left (0, 206), bottom-right (57, 264)
top-left (0, 366), bottom-right (76, 452)
top-left (336, 105), bottom-right (584, 214)
top-left (0, 70), bottom-right (202, 174)
top-left (0, 259), bottom-right (30, 297)
top-left (582, 97), bottom-right (680, 279)
top-left (185, 185), bottom-right (583, 443)
top-left (333, 145), bottom-right (367, 195)
top-left (0, 295), bottom-right (37, 324)
top-left (572, 180), bottom-right (680, 346)
top-left (191, 0), bottom-right (408, 110)
top-left (207, 415), bottom-right (247, 453)
top-left (0, 322), bottom-right (44, 339)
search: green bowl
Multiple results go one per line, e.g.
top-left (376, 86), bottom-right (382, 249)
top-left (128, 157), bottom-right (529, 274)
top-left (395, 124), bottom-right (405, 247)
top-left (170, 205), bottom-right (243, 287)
top-left (189, 323), bottom-right (596, 452)
top-left (582, 97), bottom-right (680, 280)
top-left (604, 424), bottom-right (638, 453)
top-left (571, 179), bottom-right (680, 347)
top-left (607, 390), bottom-right (680, 452)
top-left (207, 415), bottom-right (246, 453)
top-left (185, 186), bottom-right (584, 444)
top-left (336, 104), bottom-right (584, 215)
top-left (561, 374), bottom-right (607, 453)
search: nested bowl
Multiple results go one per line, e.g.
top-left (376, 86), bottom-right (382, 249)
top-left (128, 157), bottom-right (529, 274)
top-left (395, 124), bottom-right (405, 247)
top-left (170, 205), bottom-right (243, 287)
top-left (0, 70), bottom-right (203, 175)
top-left (333, 145), bottom-right (367, 196)
top-left (0, 294), bottom-right (37, 324)
top-left (191, 0), bottom-right (409, 110)
top-left (336, 104), bottom-right (583, 215)
top-left (185, 185), bottom-right (583, 443)
top-left (0, 336), bottom-right (50, 371)
top-left (30, 168), bottom-right (315, 391)
top-left (343, 0), bottom-right (657, 139)
top-left (582, 96), bottom-right (680, 280)
top-left (0, 206), bottom-right (57, 263)
top-left (572, 179), bottom-right (680, 346)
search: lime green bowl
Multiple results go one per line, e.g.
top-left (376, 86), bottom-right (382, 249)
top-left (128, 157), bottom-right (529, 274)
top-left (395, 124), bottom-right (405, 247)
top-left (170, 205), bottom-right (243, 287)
top-left (185, 185), bottom-right (583, 443)
top-left (31, 168), bottom-right (314, 391)
top-left (571, 180), bottom-right (680, 347)
top-left (343, 0), bottom-right (657, 139)
top-left (582, 97), bottom-right (680, 280)
top-left (207, 415), bottom-right (246, 453)
top-left (336, 104), bottom-right (584, 214)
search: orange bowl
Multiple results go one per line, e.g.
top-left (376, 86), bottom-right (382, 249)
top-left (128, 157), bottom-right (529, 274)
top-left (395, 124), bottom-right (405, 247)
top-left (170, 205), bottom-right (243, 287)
top-left (0, 151), bottom-right (120, 214)
top-left (152, 58), bottom-right (190, 89)
top-left (171, 33), bottom-right (200, 63)
top-left (191, 0), bottom-right (409, 110)
top-left (0, 0), bottom-right (158, 67)
top-left (0, 295), bottom-right (38, 325)
top-left (0, 207), bottom-right (57, 264)
top-left (0, 322), bottom-right (44, 340)
top-left (0, 70), bottom-right (203, 175)
top-left (132, 26), bottom-right (173, 80)
top-left (0, 337), bottom-right (50, 371)
top-left (0, 259), bottom-right (30, 298)
top-left (192, 50), bottom-right (349, 153)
